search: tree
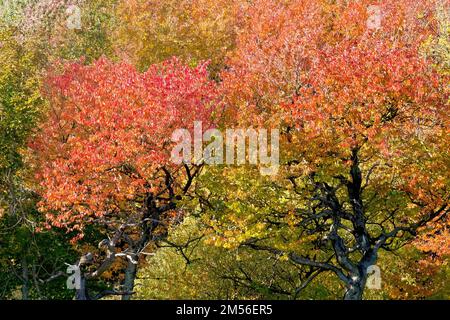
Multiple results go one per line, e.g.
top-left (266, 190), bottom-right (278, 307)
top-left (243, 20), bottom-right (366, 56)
top-left (136, 216), bottom-right (341, 300)
top-left (0, 23), bottom-right (44, 299)
top-left (0, 1), bottom-right (118, 299)
top-left (378, 246), bottom-right (450, 299)
top-left (31, 57), bottom-right (218, 299)
top-left (18, 0), bottom-right (118, 63)
top-left (414, 2), bottom-right (450, 261)
top-left (0, 25), bottom-right (42, 174)
top-left (201, 0), bottom-right (449, 299)
top-left (113, 0), bottom-right (240, 76)
top-left (0, 203), bottom-right (79, 300)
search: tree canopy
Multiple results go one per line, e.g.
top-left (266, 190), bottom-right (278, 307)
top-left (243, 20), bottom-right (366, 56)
top-left (0, 0), bottom-right (448, 301)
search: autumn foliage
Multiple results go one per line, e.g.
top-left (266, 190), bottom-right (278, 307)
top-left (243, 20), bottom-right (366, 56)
top-left (32, 57), bottom-right (218, 238)
top-left (0, 0), bottom-right (448, 300)
top-left (220, 0), bottom-right (449, 259)
top-left (114, 0), bottom-right (240, 74)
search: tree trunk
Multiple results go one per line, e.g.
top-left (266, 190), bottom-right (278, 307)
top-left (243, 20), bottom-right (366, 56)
top-left (75, 276), bottom-right (88, 300)
top-left (122, 260), bottom-right (137, 300)
top-left (344, 283), bottom-right (364, 300)
top-left (21, 256), bottom-right (29, 300)
top-left (343, 270), bottom-right (367, 300)
top-left (31, 262), bottom-right (43, 299)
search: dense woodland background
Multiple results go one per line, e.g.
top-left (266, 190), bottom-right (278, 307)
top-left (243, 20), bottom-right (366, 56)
top-left (0, 0), bottom-right (449, 300)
